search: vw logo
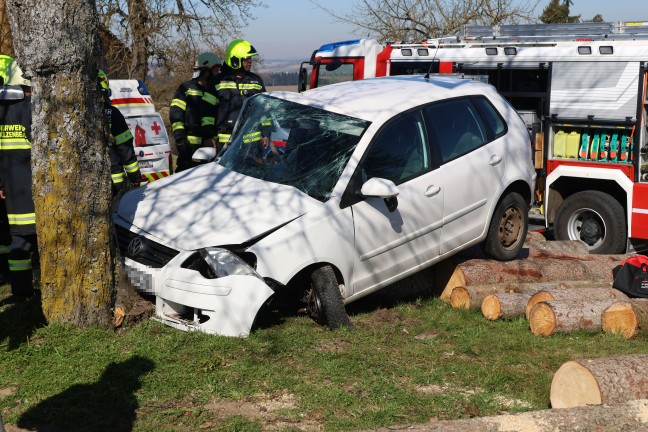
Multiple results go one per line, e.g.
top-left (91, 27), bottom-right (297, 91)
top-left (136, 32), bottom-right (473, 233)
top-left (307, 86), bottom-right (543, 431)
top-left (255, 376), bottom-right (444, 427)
top-left (128, 237), bottom-right (145, 257)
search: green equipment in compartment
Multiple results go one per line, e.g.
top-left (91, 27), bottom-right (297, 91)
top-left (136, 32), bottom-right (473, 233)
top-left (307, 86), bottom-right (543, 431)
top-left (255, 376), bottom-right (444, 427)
top-left (590, 132), bottom-right (601, 160)
top-left (598, 131), bottom-right (610, 161)
top-left (620, 134), bottom-right (630, 162)
top-left (608, 133), bottom-right (619, 163)
top-left (579, 130), bottom-right (590, 160)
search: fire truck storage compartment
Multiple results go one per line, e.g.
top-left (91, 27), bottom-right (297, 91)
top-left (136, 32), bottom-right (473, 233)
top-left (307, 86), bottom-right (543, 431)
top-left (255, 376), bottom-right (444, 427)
top-left (550, 124), bottom-right (634, 163)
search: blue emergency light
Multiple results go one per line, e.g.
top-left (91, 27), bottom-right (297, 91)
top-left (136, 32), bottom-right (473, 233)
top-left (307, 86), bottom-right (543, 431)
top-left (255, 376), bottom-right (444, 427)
top-left (318, 40), bottom-right (362, 53)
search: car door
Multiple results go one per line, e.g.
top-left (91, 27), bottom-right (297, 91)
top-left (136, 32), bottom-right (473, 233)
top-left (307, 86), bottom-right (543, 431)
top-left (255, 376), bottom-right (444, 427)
top-left (349, 109), bottom-right (444, 294)
top-left (423, 96), bottom-right (507, 255)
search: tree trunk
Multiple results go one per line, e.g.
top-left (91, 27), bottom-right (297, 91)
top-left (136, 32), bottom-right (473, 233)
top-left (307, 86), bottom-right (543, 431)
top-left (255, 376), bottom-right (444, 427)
top-left (526, 287), bottom-right (627, 319)
top-left (602, 299), bottom-right (648, 339)
top-left (449, 280), bottom-right (612, 311)
top-left (434, 254), bottom-right (624, 301)
top-left (481, 292), bottom-right (534, 320)
top-left (6, 0), bottom-right (116, 327)
top-left (0, 0), bottom-right (14, 56)
top-left (126, 0), bottom-right (150, 80)
top-left (529, 299), bottom-right (620, 336)
top-left (367, 399), bottom-right (648, 432)
top-left (551, 355), bottom-right (648, 408)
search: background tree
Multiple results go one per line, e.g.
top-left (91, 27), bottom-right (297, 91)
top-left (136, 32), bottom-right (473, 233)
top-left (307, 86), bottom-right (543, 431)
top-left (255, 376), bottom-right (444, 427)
top-left (314, 0), bottom-right (540, 41)
top-left (540, 0), bottom-right (580, 24)
top-left (0, 0), bottom-right (14, 56)
top-left (6, 0), bottom-right (116, 327)
top-left (96, 0), bottom-right (264, 80)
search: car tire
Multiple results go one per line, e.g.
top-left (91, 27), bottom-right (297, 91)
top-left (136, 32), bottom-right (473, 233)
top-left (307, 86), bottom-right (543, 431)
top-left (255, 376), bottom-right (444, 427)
top-left (308, 265), bottom-right (352, 329)
top-left (555, 190), bottom-right (626, 254)
top-left (482, 192), bottom-right (528, 261)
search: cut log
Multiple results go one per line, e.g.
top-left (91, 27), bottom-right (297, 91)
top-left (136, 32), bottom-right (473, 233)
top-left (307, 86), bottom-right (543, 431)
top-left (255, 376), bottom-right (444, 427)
top-left (434, 254), bottom-right (627, 302)
top-left (525, 287), bottom-right (626, 319)
top-left (529, 299), bottom-right (620, 336)
top-left (482, 292), bottom-right (534, 320)
top-left (602, 299), bottom-right (648, 339)
top-left (550, 355), bottom-right (648, 408)
top-left (366, 399), bottom-right (648, 432)
top-left (448, 280), bottom-right (612, 311)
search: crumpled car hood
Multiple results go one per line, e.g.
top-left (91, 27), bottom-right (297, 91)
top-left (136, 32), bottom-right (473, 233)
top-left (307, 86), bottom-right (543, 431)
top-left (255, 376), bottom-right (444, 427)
top-left (116, 162), bottom-right (322, 251)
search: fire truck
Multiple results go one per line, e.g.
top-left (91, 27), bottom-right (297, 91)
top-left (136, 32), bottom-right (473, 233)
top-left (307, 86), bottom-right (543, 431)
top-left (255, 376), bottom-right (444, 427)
top-left (109, 79), bottom-right (173, 183)
top-left (299, 22), bottom-right (648, 254)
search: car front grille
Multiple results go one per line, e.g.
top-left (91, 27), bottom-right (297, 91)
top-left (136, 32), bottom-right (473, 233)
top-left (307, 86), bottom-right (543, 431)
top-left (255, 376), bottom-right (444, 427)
top-left (114, 224), bottom-right (179, 268)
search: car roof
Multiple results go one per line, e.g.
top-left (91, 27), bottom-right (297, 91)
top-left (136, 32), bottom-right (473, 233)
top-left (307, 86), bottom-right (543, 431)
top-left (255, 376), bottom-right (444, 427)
top-left (268, 75), bottom-right (498, 123)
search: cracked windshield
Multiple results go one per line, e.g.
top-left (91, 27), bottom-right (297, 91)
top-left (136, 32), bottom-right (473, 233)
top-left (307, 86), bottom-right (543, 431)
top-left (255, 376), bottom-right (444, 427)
top-left (218, 94), bottom-right (370, 201)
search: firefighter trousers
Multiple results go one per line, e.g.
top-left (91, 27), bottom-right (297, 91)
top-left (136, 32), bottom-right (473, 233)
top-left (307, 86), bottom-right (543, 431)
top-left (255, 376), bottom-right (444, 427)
top-left (0, 200), bottom-right (10, 281)
top-left (8, 233), bottom-right (38, 298)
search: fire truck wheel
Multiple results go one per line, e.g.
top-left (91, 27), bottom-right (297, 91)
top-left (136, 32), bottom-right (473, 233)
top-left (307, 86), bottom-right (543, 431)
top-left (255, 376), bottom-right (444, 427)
top-left (307, 265), bottom-right (352, 330)
top-left (482, 192), bottom-right (528, 261)
top-left (555, 190), bottom-right (626, 254)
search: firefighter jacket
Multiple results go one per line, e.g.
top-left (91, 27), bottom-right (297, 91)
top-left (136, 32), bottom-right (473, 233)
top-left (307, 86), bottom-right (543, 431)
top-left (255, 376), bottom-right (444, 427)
top-left (214, 69), bottom-right (267, 145)
top-left (104, 99), bottom-right (142, 186)
top-left (0, 95), bottom-right (36, 236)
top-left (169, 78), bottom-right (217, 167)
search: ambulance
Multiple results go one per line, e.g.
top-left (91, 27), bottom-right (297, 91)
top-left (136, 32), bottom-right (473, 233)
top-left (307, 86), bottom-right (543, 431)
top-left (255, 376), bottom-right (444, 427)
top-left (109, 79), bottom-right (173, 182)
top-left (300, 22), bottom-right (648, 254)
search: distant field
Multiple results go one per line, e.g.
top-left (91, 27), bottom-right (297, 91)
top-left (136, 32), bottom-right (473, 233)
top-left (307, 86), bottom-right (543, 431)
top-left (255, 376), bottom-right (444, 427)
top-left (267, 85), bottom-right (298, 92)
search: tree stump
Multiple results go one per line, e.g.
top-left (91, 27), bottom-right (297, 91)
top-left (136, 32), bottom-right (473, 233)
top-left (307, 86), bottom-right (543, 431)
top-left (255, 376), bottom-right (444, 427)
top-left (481, 292), bottom-right (534, 320)
top-left (525, 287), bottom-right (626, 319)
top-left (602, 299), bottom-right (648, 339)
top-left (434, 254), bottom-right (625, 302)
top-left (529, 299), bottom-right (621, 336)
top-left (550, 355), bottom-right (648, 408)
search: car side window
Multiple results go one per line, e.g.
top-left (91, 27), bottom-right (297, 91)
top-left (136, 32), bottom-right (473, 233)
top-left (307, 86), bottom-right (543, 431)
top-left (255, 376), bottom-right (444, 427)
top-left (471, 96), bottom-right (507, 139)
top-left (424, 98), bottom-right (488, 163)
top-left (361, 110), bottom-right (430, 184)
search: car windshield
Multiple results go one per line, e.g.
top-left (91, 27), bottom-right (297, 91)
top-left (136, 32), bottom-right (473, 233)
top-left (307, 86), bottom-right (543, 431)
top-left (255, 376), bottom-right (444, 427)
top-left (218, 94), bottom-right (370, 201)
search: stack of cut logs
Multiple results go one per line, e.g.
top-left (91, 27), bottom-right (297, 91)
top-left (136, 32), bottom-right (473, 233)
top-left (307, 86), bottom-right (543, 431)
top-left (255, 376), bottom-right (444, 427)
top-left (434, 232), bottom-right (648, 338)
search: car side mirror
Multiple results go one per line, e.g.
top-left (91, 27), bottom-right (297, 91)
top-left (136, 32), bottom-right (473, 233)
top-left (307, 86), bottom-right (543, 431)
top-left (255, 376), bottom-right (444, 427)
top-left (360, 177), bottom-right (399, 212)
top-left (298, 63), bottom-right (309, 93)
top-left (192, 147), bottom-right (217, 164)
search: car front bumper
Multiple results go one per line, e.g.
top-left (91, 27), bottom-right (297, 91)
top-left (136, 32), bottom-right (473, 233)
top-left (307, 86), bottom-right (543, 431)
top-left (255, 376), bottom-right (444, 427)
top-left (123, 256), bottom-right (274, 337)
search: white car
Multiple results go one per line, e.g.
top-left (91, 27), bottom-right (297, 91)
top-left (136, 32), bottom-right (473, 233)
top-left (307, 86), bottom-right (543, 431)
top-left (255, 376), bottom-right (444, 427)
top-left (113, 75), bottom-right (536, 337)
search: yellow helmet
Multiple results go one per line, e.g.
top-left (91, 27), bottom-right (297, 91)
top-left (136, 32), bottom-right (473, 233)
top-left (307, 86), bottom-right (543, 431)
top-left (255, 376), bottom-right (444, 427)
top-left (0, 55), bottom-right (14, 85)
top-left (98, 69), bottom-right (110, 91)
top-left (194, 52), bottom-right (222, 70)
top-left (6, 61), bottom-right (30, 87)
top-left (225, 39), bottom-right (258, 69)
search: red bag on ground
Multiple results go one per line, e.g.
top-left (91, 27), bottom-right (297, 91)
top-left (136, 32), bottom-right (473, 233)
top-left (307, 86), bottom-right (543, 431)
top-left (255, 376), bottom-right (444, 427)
top-left (612, 255), bottom-right (648, 298)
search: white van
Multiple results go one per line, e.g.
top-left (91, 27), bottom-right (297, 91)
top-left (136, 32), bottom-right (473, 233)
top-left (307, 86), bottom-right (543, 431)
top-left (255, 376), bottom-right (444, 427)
top-left (109, 79), bottom-right (173, 182)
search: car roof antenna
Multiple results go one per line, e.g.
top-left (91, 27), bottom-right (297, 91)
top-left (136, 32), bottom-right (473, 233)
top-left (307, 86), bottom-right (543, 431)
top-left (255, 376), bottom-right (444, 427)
top-left (424, 40), bottom-right (442, 81)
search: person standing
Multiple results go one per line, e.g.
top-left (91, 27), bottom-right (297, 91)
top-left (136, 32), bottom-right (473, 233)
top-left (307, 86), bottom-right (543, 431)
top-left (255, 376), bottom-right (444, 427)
top-left (0, 61), bottom-right (38, 299)
top-left (98, 70), bottom-right (143, 210)
top-left (215, 40), bottom-right (269, 151)
top-left (0, 55), bottom-right (14, 284)
top-left (169, 52), bottom-right (222, 172)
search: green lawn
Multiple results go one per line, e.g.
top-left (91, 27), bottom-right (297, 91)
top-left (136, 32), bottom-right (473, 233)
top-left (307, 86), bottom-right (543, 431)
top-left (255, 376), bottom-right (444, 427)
top-left (1, 281), bottom-right (647, 431)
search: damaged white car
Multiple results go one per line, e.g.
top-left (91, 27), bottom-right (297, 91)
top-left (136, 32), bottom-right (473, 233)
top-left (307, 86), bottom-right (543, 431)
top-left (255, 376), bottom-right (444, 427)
top-left (113, 75), bottom-right (536, 337)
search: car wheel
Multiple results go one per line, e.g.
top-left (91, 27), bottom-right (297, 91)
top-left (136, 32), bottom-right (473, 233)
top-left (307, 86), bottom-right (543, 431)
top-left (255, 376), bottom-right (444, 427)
top-left (555, 190), bottom-right (626, 254)
top-left (306, 265), bottom-right (352, 329)
top-left (482, 192), bottom-right (528, 261)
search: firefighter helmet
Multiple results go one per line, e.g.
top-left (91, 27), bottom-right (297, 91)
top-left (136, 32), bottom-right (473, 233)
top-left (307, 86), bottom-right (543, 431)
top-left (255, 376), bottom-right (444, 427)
top-left (0, 54), bottom-right (14, 85)
top-left (225, 39), bottom-right (258, 69)
top-left (194, 52), bottom-right (222, 70)
top-left (6, 61), bottom-right (30, 87)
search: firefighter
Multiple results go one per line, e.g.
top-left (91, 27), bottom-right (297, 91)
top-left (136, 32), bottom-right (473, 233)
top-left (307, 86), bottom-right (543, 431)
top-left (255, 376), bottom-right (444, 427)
top-left (0, 61), bottom-right (38, 299)
top-left (0, 55), bottom-right (13, 283)
top-left (215, 39), bottom-right (270, 151)
top-left (98, 69), bottom-right (143, 209)
top-left (169, 52), bottom-right (221, 172)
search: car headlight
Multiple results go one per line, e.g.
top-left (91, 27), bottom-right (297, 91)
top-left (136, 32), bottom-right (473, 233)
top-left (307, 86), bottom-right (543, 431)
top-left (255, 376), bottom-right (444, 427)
top-left (199, 247), bottom-right (263, 281)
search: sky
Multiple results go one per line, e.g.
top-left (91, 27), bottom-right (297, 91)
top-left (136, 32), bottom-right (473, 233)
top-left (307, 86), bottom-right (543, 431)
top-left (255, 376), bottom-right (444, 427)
top-left (241, 0), bottom-right (647, 61)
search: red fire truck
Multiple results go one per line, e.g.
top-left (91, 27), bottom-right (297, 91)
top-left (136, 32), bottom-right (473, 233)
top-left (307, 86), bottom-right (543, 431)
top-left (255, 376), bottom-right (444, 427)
top-left (299, 22), bottom-right (648, 254)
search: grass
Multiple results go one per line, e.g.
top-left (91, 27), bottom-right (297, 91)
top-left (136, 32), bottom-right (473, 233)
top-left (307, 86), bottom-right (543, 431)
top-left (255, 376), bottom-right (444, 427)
top-left (1, 281), bottom-right (647, 432)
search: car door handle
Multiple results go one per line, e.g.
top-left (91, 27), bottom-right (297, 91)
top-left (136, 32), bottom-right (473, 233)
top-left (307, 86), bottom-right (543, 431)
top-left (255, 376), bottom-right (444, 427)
top-left (489, 154), bottom-right (502, 166)
top-left (424, 185), bottom-right (441, 197)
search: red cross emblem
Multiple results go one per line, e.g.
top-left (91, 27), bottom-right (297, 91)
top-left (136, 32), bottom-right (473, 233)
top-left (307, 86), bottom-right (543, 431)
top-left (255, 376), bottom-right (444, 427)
top-left (151, 121), bottom-right (161, 135)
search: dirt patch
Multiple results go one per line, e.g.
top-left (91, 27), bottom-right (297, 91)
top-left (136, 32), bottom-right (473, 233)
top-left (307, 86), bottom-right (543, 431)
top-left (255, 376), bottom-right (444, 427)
top-left (371, 308), bottom-right (403, 324)
top-left (0, 386), bottom-right (16, 398)
top-left (203, 393), bottom-right (323, 431)
top-left (415, 384), bottom-right (532, 410)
